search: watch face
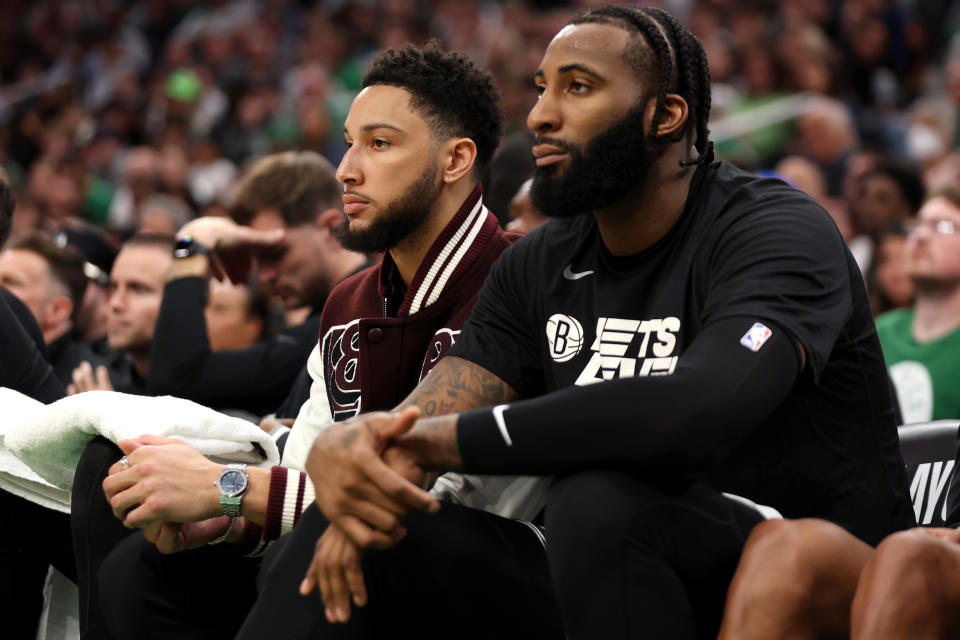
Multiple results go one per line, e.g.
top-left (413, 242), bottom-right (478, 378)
top-left (219, 469), bottom-right (248, 495)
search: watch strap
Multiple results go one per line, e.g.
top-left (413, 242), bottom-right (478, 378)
top-left (207, 516), bottom-right (236, 546)
top-left (219, 495), bottom-right (243, 517)
top-left (173, 236), bottom-right (214, 260)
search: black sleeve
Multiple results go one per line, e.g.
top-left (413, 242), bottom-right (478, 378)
top-left (273, 363), bottom-right (312, 420)
top-left (147, 277), bottom-right (320, 415)
top-left (700, 186), bottom-right (852, 382)
top-left (0, 292), bottom-right (65, 403)
top-left (456, 316), bottom-right (800, 475)
top-left (1, 287), bottom-right (48, 359)
top-left (448, 236), bottom-right (544, 397)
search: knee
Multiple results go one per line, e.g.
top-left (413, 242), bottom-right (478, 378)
top-left (546, 471), bottom-right (645, 547)
top-left (859, 530), bottom-right (951, 604)
top-left (727, 519), bottom-right (844, 610)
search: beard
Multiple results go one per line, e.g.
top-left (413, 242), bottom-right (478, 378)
top-left (531, 101), bottom-right (654, 219)
top-left (335, 160), bottom-right (443, 253)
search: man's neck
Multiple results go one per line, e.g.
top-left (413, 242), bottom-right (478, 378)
top-left (593, 156), bottom-right (697, 256)
top-left (43, 322), bottom-right (71, 347)
top-left (390, 180), bottom-right (477, 286)
top-left (912, 284), bottom-right (960, 343)
top-left (131, 350), bottom-right (150, 379)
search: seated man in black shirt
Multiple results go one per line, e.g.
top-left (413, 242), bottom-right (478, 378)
top-left (0, 169), bottom-right (70, 638)
top-left (147, 151), bottom-right (367, 417)
top-left (69, 233), bottom-right (174, 396)
top-left (262, 7), bottom-right (912, 639)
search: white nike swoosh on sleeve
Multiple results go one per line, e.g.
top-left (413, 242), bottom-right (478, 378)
top-left (492, 404), bottom-right (512, 446)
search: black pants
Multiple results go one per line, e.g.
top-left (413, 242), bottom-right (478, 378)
top-left (71, 437), bottom-right (261, 640)
top-left (546, 471), bottom-right (765, 640)
top-left (71, 436), bottom-right (143, 639)
top-left (236, 501), bottom-right (563, 639)
top-left (92, 471), bottom-right (763, 639)
top-left (97, 533), bottom-right (261, 640)
top-left (0, 488), bottom-right (74, 638)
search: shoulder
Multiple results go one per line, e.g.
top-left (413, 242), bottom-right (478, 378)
top-left (698, 162), bottom-right (844, 254)
top-left (706, 161), bottom-right (832, 223)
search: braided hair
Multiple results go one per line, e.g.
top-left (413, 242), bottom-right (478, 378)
top-left (570, 5), bottom-right (714, 166)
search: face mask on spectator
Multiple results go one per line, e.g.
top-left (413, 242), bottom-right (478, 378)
top-left (906, 123), bottom-right (945, 163)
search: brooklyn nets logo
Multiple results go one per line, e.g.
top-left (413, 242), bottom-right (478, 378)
top-left (545, 313), bottom-right (584, 362)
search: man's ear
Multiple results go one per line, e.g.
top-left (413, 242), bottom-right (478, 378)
top-left (45, 294), bottom-right (73, 329)
top-left (315, 208), bottom-right (344, 233)
top-left (650, 93), bottom-right (689, 140)
top-left (441, 138), bottom-right (478, 184)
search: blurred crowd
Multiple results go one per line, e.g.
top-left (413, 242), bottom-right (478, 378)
top-left (1, 0), bottom-right (959, 366)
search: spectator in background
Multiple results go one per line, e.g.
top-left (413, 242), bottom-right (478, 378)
top-left (58, 225), bottom-right (119, 353)
top-left (905, 96), bottom-right (960, 194)
top-left (147, 150), bottom-right (366, 417)
top-left (775, 155), bottom-right (853, 241)
top-left (849, 158), bottom-right (925, 275)
top-left (204, 278), bottom-right (268, 352)
top-left (0, 230), bottom-right (106, 386)
top-left (794, 96), bottom-right (860, 197)
top-left (106, 146), bottom-right (159, 233)
top-left (876, 190), bottom-right (960, 423)
top-left (867, 223), bottom-right (916, 316)
top-left (69, 233), bottom-right (174, 396)
top-left (505, 178), bottom-right (548, 235)
top-left (137, 192), bottom-right (194, 236)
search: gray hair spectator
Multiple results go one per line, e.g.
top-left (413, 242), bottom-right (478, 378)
top-left (137, 193), bottom-right (194, 236)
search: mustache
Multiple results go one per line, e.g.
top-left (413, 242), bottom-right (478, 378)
top-left (532, 137), bottom-right (577, 153)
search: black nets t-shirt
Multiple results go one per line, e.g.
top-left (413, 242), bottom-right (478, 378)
top-left (451, 160), bottom-right (913, 544)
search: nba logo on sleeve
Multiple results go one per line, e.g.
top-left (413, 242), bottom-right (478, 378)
top-left (546, 314), bottom-right (584, 362)
top-left (740, 322), bottom-right (773, 352)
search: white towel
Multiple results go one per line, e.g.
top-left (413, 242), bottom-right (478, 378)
top-left (1, 389), bottom-right (279, 512)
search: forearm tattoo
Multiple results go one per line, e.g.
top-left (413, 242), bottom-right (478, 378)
top-left (398, 357), bottom-right (518, 417)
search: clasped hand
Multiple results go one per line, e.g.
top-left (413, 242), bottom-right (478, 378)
top-left (102, 434), bottom-right (231, 553)
top-left (301, 407), bottom-right (441, 622)
top-left (305, 406), bottom-right (440, 548)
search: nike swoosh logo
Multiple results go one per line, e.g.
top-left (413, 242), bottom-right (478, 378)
top-left (562, 264), bottom-right (594, 280)
top-left (492, 404), bottom-right (512, 447)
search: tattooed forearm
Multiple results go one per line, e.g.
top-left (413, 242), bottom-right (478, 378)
top-left (397, 357), bottom-right (518, 416)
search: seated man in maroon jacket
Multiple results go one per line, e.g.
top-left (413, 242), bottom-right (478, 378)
top-left (73, 42), bottom-right (546, 640)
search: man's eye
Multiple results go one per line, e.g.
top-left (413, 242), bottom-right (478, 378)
top-left (569, 81), bottom-right (590, 94)
top-left (372, 139), bottom-right (389, 149)
top-left (535, 84), bottom-right (546, 96)
top-left (344, 141), bottom-right (353, 149)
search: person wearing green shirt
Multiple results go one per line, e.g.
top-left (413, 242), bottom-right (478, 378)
top-left (876, 190), bottom-right (960, 423)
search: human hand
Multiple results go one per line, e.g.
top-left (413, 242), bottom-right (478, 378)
top-left (300, 525), bottom-right (369, 623)
top-left (102, 434), bottom-right (223, 529)
top-left (305, 406), bottom-right (439, 548)
top-left (177, 216), bottom-right (286, 284)
top-left (143, 515), bottom-right (244, 554)
top-left (259, 416), bottom-right (294, 434)
top-left (66, 361), bottom-right (113, 395)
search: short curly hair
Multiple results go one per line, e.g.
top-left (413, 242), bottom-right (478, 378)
top-left (362, 41), bottom-right (504, 173)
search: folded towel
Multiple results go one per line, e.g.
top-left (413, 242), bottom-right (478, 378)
top-left (2, 389), bottom-right (279, 504)
top-left (0, 390), bottom-right (69, 511)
